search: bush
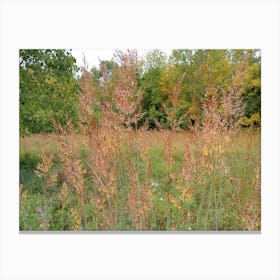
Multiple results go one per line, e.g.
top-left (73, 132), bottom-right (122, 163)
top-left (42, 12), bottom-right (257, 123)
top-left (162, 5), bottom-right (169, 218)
top-left (239, 113), bottom-right (261, 128)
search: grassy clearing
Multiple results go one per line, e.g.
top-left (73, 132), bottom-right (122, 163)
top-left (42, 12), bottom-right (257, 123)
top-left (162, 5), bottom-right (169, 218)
top-left (19, 51), bottom-right (261, 231)
top-left (19, 129), bottom-right (260, 231)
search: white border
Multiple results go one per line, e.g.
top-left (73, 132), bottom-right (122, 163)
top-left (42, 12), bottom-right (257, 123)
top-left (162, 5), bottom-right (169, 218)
top-left (1, 1), bottom-right (279, 279)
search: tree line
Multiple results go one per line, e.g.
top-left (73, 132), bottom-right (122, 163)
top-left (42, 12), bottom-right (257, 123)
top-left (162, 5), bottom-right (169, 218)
top-left (19, 49), bottom-right (261, 136)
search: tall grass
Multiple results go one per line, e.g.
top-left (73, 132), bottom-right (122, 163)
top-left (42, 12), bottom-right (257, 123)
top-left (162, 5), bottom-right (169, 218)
top-left (19, 51), bottom-right (261, 231)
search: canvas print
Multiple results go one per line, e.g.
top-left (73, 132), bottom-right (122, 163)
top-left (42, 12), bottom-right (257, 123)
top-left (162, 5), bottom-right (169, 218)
top-left (19, 49), bottom-right (261, 231)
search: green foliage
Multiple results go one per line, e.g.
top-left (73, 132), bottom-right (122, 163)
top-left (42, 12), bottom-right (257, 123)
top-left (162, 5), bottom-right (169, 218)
top-left (20, 49), bottom-right (261, 134)
top-left (244, 61), bottom-right (261, 118)
top-left (138, 49), bottom-right (261, 129)
top-left (239, 113), bottom-right (261, 128)
top-left (20, 49), bottom-right (79, 135)
top-left (139, 51), bottom-right (168, 128)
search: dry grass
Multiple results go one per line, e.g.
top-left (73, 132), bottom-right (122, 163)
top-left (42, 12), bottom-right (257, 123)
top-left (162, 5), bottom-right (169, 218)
top-left (19, 50), bottom-right (261, 231)
top-left (19, 130), bottom-right (260, 231)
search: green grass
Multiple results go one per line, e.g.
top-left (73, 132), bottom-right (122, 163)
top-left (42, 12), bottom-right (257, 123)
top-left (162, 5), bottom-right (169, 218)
top-left (19, 130), bottom-right (261, 231)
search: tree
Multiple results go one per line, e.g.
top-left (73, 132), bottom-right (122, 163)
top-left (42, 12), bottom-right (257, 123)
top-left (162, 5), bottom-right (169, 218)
top-left (138, 50), bottom-right (168, 128)
top-left (20, 49), bottom-right (78, 135)
top-left (237, 51), bottom-right (261, 127)
top-left (243, 52), bottom-right (261, 117)
top-left (141, 49), bottom-right (261, 129)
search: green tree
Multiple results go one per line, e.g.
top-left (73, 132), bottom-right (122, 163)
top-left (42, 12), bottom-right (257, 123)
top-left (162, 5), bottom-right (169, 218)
top-left (165, 49), bottom-right (233, 126)
top-left (238, 50), bottom-right (261, 127)
top-left (20, 49), bottom-right (78, 135)
top-left (243, 52), bottom-right (261, 118)
top-left (138, 50), bottom-right (168, 128)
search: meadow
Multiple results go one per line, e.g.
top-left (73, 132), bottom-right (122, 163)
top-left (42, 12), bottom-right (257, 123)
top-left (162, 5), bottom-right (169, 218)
top-left (20, 129), bottom-right (260, 231)
top-left (19, 50), bottom-right (261, 231)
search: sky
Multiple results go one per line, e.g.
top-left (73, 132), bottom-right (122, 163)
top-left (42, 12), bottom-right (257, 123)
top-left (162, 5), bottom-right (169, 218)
top-left (71, 49), bottom-right (172, 70)
top-left (71, 49), bottom-right (117, 70)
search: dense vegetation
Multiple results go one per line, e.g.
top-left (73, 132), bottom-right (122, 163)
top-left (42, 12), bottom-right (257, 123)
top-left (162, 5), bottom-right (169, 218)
top-left (20, 49), bottom-right (261, 135)
top-left (19, 49), bottom-right (261, 231)
top-left (20, 49), bottom-right (78, 135)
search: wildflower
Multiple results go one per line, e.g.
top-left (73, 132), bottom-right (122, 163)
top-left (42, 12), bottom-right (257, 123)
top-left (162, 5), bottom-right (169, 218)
top-left (150, 180), bottom-right (159, 188)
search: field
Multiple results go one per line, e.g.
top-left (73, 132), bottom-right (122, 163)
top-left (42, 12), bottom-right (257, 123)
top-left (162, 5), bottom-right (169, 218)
top-left (19, 49), bottom-right (261, 231)
top-left (19, 129), bottom-right (260, 231)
